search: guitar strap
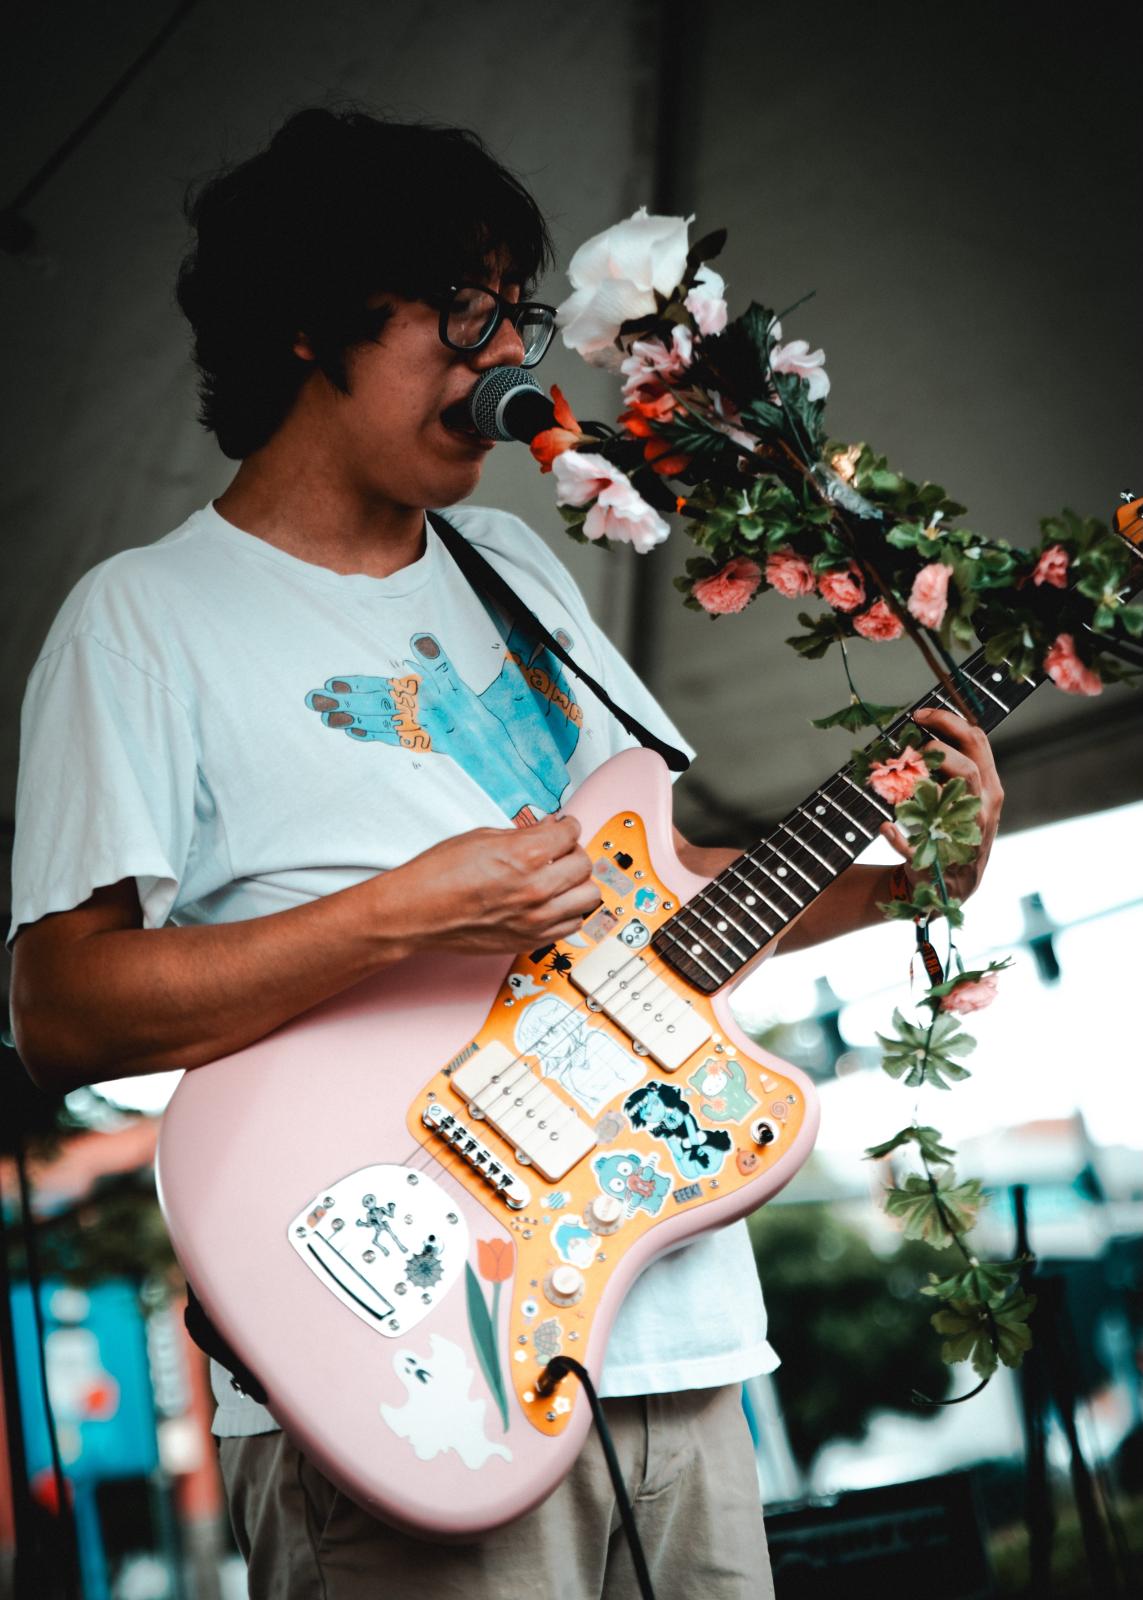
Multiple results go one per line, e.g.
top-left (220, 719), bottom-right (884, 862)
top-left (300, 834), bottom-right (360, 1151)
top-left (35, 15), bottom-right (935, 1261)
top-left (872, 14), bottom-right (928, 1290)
top-left (185, 511), bottom-right (688, 1394)
top-left (427, 510), bottom-right (691, 774)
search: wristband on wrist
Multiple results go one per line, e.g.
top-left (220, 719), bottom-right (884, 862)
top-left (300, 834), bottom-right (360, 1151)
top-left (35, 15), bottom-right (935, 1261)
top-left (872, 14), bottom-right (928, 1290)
top-left (886, 863), bottom-right (912, 903)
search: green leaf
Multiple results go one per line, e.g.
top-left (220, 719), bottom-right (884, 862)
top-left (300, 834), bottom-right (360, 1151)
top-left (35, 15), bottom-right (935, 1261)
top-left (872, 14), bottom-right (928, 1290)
top-left (866, 1124), bottom-right (957, 1165)
top-left (922, 1259), bottom-right (1024, 1307)
top-left (883, 1170), bottom-right (985, 1247)
top-left (787, 611), bottom-right (844, 660)
top-left (464, 1263), bottom-right (509, 1432)
top-left (930, 1299), bottom-right (999, 1377)
top-left (812, 699), bottom-right (904, 733)
top-left (877, 1007), bottom-right (977, 1090)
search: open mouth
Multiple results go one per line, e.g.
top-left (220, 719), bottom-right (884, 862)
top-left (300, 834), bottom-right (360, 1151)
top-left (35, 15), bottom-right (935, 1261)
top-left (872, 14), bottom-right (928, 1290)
top-left (440, 399), bottom-right (484, 439)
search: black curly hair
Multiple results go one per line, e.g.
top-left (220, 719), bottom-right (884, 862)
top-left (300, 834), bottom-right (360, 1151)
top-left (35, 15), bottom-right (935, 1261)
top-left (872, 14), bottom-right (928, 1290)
top-left (175, 107), bottom-right (552, 459)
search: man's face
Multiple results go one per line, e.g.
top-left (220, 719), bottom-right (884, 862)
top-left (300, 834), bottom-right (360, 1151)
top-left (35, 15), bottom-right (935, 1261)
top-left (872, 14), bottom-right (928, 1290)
top-left (300, 267), bottom-right (529, 512)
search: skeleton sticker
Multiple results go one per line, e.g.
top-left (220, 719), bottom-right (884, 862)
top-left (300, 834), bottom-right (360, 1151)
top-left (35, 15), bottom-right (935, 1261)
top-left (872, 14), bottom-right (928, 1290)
top-left (623, 1081), bottom-right (731, 1180)
top-left (687, 1057), bottom-right (759, 1125)
top-left (593, 1151), bottom-right (671, 1219)
top-left (380, 1334), bottom-right (512, 1469)
top-left (514, 993), bottom-right (642, 1116)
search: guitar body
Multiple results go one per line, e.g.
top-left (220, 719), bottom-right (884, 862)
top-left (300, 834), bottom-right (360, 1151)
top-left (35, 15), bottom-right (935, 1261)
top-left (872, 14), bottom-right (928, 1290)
top-left (157, 747), bottom-right (819, 1537)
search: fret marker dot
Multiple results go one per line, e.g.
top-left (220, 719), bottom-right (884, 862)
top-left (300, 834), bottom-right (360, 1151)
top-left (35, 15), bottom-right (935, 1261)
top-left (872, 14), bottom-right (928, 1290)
top-left (777, 866), bottom-right (787, 877)
top-left (691, 943), bottom-right (703, 955)
top-left (745, 895), bottom-right (756, 906)
top-left (717, 920), bottom-right (727, 931)
top-left (815, 805), bottom-right (825, 816)
top-left (845, 831), bottom-right (855, 842)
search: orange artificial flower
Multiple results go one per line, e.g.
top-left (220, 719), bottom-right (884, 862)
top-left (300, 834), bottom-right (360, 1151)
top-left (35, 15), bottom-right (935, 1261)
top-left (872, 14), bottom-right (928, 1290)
top-left (530, 385), bottom-right (585, 472)
top-left (642, 436), bottom-right (693, 477)
top-left (476, 1237), bottom-right (516, 1282)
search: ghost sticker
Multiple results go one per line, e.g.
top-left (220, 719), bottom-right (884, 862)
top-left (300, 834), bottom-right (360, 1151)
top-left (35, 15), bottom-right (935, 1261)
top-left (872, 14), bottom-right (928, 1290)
top-left (593, 1151), bottom-right (671, 1219)
top-left (687, 1057), bottom-right (758, 1125)
top-left (506, 971), bottom-right (543, 1001)
top-left (617, 918), bottom-right (651, 951)
top-left (623, 1081), bottom-right (731, 1180)
top-left (380, 1334), bottom-right (512, 1469)
top-left (515, 993), bottom-right (642, 1116)
top-left (552, 1215), bottom-right (597, 1268)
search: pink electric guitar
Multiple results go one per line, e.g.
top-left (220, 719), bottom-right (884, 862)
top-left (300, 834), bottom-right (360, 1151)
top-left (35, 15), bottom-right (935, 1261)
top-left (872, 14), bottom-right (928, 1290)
top-left (157, 501), bottom-right (1141, 1537)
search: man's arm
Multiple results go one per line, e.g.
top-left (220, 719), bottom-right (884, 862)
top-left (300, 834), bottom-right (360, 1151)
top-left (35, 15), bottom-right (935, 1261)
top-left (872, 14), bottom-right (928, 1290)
top-left (11, 816), bottom-right (599, 1095)
top-left (675, 708), bottom-right (1005, 955)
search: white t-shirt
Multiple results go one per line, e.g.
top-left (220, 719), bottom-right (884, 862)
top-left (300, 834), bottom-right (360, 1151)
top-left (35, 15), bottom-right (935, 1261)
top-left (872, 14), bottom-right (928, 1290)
top-left (10, 501), bottom-right (778, 1434)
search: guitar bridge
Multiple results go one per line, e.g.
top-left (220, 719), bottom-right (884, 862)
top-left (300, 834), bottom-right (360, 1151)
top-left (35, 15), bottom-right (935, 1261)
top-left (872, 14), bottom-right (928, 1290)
top-left (422, 1101), bottom-right (531, 1210)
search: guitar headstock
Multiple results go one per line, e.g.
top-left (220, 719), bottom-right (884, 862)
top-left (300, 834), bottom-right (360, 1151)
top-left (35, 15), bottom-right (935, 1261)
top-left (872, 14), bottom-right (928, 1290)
top-left (1114, 491), bottom-right (1143, 556)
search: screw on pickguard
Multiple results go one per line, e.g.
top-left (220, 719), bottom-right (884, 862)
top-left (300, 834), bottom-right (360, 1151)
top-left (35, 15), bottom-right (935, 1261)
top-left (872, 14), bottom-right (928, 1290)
top-left (358, 1196), bottom-right (409, 1257)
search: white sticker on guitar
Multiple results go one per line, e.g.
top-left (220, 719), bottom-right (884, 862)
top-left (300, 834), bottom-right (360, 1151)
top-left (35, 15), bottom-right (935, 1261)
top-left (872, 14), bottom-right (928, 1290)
top-left (514, 993), bottom-right (642, 1116)
top-left (380, 1334), bottom-right (512, 1470)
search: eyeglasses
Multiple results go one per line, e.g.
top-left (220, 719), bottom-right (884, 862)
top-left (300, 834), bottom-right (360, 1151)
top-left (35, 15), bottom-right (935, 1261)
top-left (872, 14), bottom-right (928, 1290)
top-left (436, 283), bottom-right (556, 367)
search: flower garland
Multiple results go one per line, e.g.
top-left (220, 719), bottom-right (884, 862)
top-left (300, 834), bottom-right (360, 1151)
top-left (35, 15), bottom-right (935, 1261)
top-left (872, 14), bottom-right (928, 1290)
top-left (533, 208), bottom-right (1143, 1393)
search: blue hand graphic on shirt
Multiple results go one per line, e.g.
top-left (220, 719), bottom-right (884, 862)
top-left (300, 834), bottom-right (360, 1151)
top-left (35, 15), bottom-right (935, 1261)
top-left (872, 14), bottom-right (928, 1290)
top-left (305, 626), bottom-right (582, 822)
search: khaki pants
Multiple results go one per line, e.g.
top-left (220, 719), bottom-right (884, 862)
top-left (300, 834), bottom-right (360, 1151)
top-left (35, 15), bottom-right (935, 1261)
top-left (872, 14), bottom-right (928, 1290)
top-left (218, 1384), bottom-right (775, 1600)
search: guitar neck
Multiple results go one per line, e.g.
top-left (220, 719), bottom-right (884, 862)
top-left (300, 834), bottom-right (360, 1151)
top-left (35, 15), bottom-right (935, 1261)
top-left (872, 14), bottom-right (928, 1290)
top-left (651, 645), bottom-right (1040, 995)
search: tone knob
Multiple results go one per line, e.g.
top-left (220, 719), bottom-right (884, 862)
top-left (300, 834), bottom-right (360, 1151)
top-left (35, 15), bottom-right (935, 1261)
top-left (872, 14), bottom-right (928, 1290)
top-left (543, 1266), bottom-right (585, 1307)
top-left (585, 1195), bottom-right (624, 1235)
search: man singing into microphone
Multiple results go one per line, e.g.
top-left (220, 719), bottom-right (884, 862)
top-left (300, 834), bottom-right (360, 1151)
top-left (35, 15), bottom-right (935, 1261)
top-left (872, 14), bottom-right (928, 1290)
top-left (9, 108), bottom-right (1003, 1597)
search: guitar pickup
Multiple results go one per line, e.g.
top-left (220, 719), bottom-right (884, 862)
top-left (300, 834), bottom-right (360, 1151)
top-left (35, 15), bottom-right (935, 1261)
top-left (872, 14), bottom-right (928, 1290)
top-left (450, 1043), bottom-right (597, 1182)
top-left (569, 936), bottom-right (712, 1071)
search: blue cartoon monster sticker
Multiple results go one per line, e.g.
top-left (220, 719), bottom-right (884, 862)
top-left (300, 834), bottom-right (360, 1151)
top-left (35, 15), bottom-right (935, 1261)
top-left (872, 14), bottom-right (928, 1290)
top-left (622, 1081), bottom-right (731, 1181)
top-left (593, 1151), bottom-right (670, 1219)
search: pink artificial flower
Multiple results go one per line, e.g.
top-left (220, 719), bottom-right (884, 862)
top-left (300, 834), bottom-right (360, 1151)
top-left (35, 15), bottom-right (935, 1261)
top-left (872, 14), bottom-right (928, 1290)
top-left (770, 338), bottom-right (830, 401)
top-left (1032, 544), bottom-right (1070, 589)
top-left (853, 598), bottom-right (905, 641)
top-left (1043, 633), bottom-right (1102, 696)
top-left (818, 562), bottom-right (866, 613)
top-left (765, 546), bottom-right (816, 599)
top-left (552, 450), bottom-right (670, 554)
top-left (868, 746), bottom-right (928, 804)
top-left (940, 973), bottom-right (1000, 1015)
top-left (692, 556), bottom-right (763, 615)
top-left (908, 562), bottom-right (953, 629)
top-left (620, 327), bottom-right (694, 399)
top-left (684, 264), bottom-right (728, 337)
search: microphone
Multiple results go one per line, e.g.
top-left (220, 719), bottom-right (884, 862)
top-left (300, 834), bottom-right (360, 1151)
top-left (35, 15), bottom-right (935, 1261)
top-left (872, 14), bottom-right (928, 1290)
top-left (466, 367), bottom-right (556, 442)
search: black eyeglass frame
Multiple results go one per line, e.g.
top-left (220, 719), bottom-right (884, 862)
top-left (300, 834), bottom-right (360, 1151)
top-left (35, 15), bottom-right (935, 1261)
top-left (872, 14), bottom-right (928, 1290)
top-left (435, 282), bottom-right (557, 367)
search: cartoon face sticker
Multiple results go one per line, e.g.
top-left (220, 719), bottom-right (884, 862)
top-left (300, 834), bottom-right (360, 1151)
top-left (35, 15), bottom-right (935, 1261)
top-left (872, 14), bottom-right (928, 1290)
top-left (633, 886), bottom-right (659, 914)
top-left (593, 1151), bottom-right (671, 1218)
top-left (687, 1056), bottom-right (759, 1125)
top-left (623, 1082), bottom-right (731, 1180)
top-left (617, 918), bottom-right (651, 950)
top-left (736, 1150), bottom-right (760, 1176)
top-left (552, 1215), bottom-right (597, 1269)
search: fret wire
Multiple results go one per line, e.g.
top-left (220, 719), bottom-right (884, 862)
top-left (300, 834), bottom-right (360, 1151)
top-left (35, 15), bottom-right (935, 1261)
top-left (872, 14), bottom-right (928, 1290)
top-left (684, 902), bottom-right (750, 964)
top-left (816, 784), bottom-right (876, 840)
top-left (710, 876), bottom-right (774, 934)
top-left (741, 845), bottom-right (810, 904)
top-left (724, 862), bottom-right (793, 925)
top-left (693, 890), bottom-right (765, 956)
top-left (762, 838), bottom-right (820, 893)
top-left (960, 669), bottom-right (1009, 713)
top-left (733, 852), bottom-right (806, 913)
top-left (653, 919), bottom-right (732, 983)
top-left (704, 883), bottom-right (774, 940)
top-left (797, 802), bottom-right (852, 854)
top-left (668, 907), bottom-right (740, 972)
top-left (840, 770), bottom-right (893, 819)
top-left (778, 819), bottom-right (836, 874)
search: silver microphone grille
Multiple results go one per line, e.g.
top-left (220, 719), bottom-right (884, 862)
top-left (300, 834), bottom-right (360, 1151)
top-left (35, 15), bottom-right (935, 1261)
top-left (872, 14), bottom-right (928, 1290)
top-left (468, 367), bottom-right (544, 441)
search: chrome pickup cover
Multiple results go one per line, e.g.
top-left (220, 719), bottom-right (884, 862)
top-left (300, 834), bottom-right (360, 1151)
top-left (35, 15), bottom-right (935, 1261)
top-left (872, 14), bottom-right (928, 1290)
top-left (288, 1164), bottom-right (468, 1339)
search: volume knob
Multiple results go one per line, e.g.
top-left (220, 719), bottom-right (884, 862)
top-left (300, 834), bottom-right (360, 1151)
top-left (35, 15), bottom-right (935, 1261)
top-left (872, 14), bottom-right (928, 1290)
top-left (585, 1195), bottom-right (624, 1235)
top-left (543, 1266), bottom-right (585, 1307)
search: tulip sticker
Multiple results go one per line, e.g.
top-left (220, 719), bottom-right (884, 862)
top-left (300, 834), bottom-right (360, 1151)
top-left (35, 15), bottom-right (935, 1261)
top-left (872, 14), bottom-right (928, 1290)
top-left (464, 1238), bottom-right (515, 1433)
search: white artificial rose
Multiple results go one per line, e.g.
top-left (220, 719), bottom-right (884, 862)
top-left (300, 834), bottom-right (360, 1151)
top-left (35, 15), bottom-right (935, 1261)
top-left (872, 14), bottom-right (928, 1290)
top-left (684, 264), bottom-right (728, 336)
top-left (555, 207), bottom-right (693, 366)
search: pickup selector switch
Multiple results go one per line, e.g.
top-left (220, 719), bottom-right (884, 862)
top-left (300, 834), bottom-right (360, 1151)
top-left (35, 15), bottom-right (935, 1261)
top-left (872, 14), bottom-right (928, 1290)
top-left (585, 1195), bottom-right (624, 1235)
top-left (543, 1266), bottom-right (585, 1307)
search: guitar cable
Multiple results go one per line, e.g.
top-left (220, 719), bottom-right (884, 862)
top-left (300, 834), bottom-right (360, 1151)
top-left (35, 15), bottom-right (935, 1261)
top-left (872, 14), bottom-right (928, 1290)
top-left (535, 1356), bottom-right (656, 1600)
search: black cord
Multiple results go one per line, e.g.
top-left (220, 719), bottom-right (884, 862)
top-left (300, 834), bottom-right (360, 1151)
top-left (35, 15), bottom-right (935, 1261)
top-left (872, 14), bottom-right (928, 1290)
top-left (537, 1357), bottom-right (655, 1600)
